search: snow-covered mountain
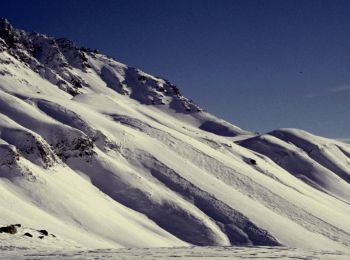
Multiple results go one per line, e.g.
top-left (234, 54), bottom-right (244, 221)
top-left (0, 18), bottom-right (350, 252)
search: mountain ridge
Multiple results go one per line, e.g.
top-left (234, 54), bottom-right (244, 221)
top-left (0, 19), bottom-right (350, 252)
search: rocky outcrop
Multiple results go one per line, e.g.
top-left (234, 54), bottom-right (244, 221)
top-left (0, 225), bottom-right (18, 234)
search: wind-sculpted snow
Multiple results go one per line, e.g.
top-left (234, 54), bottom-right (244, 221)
top-left (0, 120), bottom-right (57, 168)
top-left (269, 129), bottom-right (350, 184)
top-left (0, 19), bottom-right (350, 253)
top-left (238, 133), bottom-right (350, 203)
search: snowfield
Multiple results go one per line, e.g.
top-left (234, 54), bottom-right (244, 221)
top-left (1, 246), bottom-right (350, 260)
top-left (0, 18), bottom-right (350, 257)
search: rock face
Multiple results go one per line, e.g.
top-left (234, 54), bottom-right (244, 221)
top-left (0, 223), bottom-right (56, 241)
top-left (0, 18), bottom-right (202, 113)
top-left (0, 225), bottom-right (18, 234)
top-left (38, 230), bottom-right (48, 236)
top-left (0, 19), bottom-right (350, 251)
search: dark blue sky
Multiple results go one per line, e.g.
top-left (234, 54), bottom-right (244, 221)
top-left (2, 0), bottom-right (350, 140)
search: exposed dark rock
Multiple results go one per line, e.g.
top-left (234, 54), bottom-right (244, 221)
top-left (0, 145), bottom-right (20, 166)
top-left (80, 47), bottom-right (99, 53)
top-left (53, 135), bottom-right (95, 161)
top-left (38, 229), bottom-right (49, 236)
top-left (71, 78), bottom-right (83, 88)
top-left (24, 232), bottom-right (33, 237)
top-left (171, 85), bottom-right (181, 96)
top-left (0, 225), bottom-right (17, 234)
top-left (137, 75), bottom-right (147, 83)
top-left (0, 18), bottom-right (16, 47)
top-left (244, 158), bottom-right (257, 165)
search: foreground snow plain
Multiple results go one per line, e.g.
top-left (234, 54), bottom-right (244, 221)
top-left (0, 19), bottom-right (350, 257)
top-left (1, 246), bottom-right (350, 260)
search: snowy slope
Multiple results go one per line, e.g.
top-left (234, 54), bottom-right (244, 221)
top-left (0, 18), bottom-right (350, 252)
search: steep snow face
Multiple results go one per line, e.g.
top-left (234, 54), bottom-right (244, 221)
top-left (238, 130), bottom-right (350, 203)
top-left (0, 19), bottom-right (350, 252)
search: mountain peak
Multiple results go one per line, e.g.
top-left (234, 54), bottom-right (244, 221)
top-left (0, 17), bottom-right (11, 26)
top-left (0, 18), bottom-right (18, 47)
top-left (0, 18), bottom-right (14, 34)
top-left (0, 20), bottom-right (206, 114)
